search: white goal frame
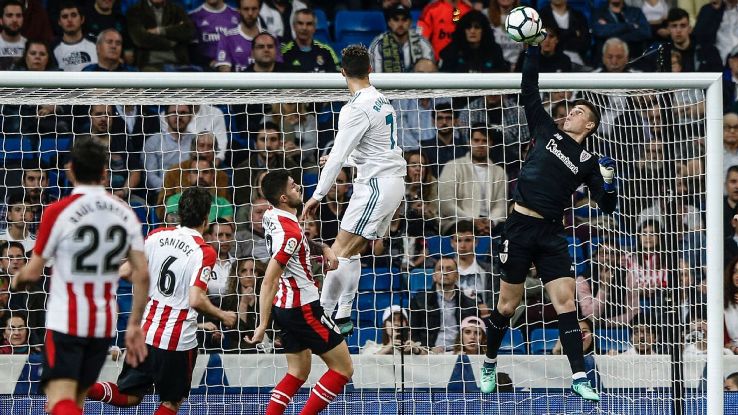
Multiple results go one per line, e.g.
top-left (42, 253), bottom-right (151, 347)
top-left (0, 71), bottom-right (724, 414)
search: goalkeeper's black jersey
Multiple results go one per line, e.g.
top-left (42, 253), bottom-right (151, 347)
top-left (512, 46), bottom-right (617, 221)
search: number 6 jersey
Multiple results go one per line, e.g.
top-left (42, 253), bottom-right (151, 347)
top-left (142, 225), bottom-right (216, 351)
top-left (34, 186), bottom-right (144, 339)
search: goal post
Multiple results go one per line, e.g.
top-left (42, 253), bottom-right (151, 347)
top-left (0, 71), bottom-right (724, 414)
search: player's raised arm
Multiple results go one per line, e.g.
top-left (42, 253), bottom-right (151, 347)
top-left (520, 43), bottom-right (556, 132)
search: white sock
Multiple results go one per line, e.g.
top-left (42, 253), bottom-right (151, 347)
top-left (321, 256), bottom-right (360, 316)
top-left (572, 372), bottom-right (587, 381)
top-left (334, 255), bottom-right (361, 320)
top-left (484, 357), bottom-right (497, 365)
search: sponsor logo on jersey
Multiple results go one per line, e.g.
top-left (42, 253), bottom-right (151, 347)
top-left (63, 51), bottom-right (92, 66)
top-left (545, 139), bottom-right (579, 174)
top-left (217, 50), bottom-right (226, 61)
top-left (201, 19), bottom-right (210, 26)
top-left (284, 238), bottom-right (298, 255)
top-left (580, 150), bottom-right (591, 163)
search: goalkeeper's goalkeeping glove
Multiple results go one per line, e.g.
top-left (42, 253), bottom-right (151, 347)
top-left (598, 156), bottom-right (616, 193)
top-left (525, 28), bottom-right (547, 46)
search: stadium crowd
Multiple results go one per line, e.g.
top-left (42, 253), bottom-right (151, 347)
top-left (0, 0), bottom-right (736, 391)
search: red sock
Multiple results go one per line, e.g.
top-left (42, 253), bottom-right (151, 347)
top-left (50, 399), bottom-right (82, 415)
top-left (153, 404), bottom-right (177, 415)
top-left (87, 381), bottom-right (134, 407)
top-left (266, 373), bottom-right (305, 415)
top-left (299, 369), bottom-right (349, 415)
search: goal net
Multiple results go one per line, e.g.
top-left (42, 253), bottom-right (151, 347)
top-left (0, 73), bottom-right (726, 415)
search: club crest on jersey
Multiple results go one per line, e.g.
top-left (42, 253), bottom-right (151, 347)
top-left (554, 133), bottom-right (563, 141)
top-left (316, 55), bottom-right (324, 66)
top-left (580, 150), bottom-right (592, 163)
top-left (499, 240), bottom-right (509, 264)
top-left (284, 238), bottom-right (298, 255)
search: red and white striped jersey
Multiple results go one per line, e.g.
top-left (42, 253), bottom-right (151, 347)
top-left (141, 226), bottom-right (216, 351)
top-left (262, 207), bottom-right (319, 308)
top-left (34, 186), bottom-right (144, 338)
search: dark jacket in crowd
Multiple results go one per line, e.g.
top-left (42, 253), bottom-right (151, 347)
top-left (409, 286), bottom-right (478, 348)
top-left (126, 0), bottom-right (195, 69)
top-left (539, 5), bottom-right (591, 64)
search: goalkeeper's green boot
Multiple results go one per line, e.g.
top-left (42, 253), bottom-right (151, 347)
top-left (571, 378), bottom-right (600, 402)
top-left (480, 362), bottom-right (497, 393)
top-left (334, 317), bottom-right (354, 337)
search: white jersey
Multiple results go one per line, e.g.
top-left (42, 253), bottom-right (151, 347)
top-left (262, 207), bottom-right (319, 308)
top-left (53, 37), bottom-right (97, 71)
top-left (313, 86), bottom-right (406, 201)
top-left (34, 186), bottom-right (143, 338)
top-left (142, 226), bottom-right (216, 351)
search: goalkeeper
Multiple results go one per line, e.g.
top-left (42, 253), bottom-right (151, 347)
top-left (480, 29), bottom-right (617, 402)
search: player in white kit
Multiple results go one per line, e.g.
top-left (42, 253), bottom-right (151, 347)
top-left (11, 137), bottom-right (150, 415)
top-left (86, 187), bottom-right (237, 415)
top-left (302, 44), bottom-right (406, 335)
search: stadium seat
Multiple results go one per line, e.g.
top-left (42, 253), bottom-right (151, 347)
top-left (357, 292), bottom-right (396, 312)
top-left (498, 327), bottom-right (526, 355)
top-left (596, 328), bottom-right (631, 354)
top-left (334, 11), bottom-right (386, 45)
top-left (358, 267), bottom-right (394, 291)
top-left (39, 135), bottom-right (72, 167)
top-left (346, 327), bottom-right (382, 353)
top-left (314, 8), bottom-right (331, 43)
top-left (529, 328), bottom-right (559, 354)
top-left (1, 135), bottom-right (35, 162)
top-left (407, 268), bottom-right (433, 294)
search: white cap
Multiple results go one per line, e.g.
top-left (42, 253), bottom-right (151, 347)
top-left (381, 305), bottom-right (408, 324)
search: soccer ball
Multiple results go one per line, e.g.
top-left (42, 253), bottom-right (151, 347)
top-left (504, 6), bottom-right (542, 43)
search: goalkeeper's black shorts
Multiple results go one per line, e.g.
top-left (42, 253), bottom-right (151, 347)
top-left (498, 210), bottom-right (574, 284)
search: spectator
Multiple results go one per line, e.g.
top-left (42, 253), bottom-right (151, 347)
top-left (552, 319), bottom-right (599, 387)
top-left (591, 0), bottom-right (650, 64)
top-left (450, 220), bottom-right (495, 313)
top-left (0, 241), bottom-right (25, 275)
top-left (0, 275), bottom-right (9, 330)
top-left (726, 372), bottom-right (738, 391)
top-left (244, 31), bottom-right (287, 72)
top-left (592, 37), bottom-right (636, 73)
top-left (439, 10), bottom-right (507, 73)
top-left (259, 0), bottom-right (308, 42)
top-left (675, 260), bottom-right (705, 325)
top-left (576, 242), bottom-right (639, 326)
top-left (216, 0), bottom-right (266, 72)
top-left (0, 0), bottom-right (26, 70)
top-left (369, 4), bottom-right (434, 73)
top-left (82, 29), bottom-right (136, 72)
top-left (53, 1), bottom-right (97, 71)
top-left (159, 131), bottom-right (229, 213)
top-left (280, 8), bottom-right (337, 73)
top-left (232, 122), bottom-right (300, 209)
top-left (272, 102), bottom-right (318, 164)
top-left (641, 0), bottom-right (669, 40)
top-left (83, 0), bottom-right (132, 63)
top-left (684, 317), bottom-right (733, 359)
top-left (409, 257), bottom-right (478, 353)
top-left (207, 220), bottom-right (237, 300)
top-left (726, 115), bottom-right (738, 181)
top-left (163, 159), bottom-right (234, 223)
top-left (725, 166), bottom-right (738, 238)
top-left (726, 213), bottom-right (738, 266)
top-left (610, 315), bottom-right (659, 355)
top-left (189, 0), bottom-right (240, 69)
top-left (539, 0), bottom-right (590, 67)
top-left (127, 0), bottom-right (195, 71)
top-left (662, 8), bottom-right (722, 73)
top-left (112, 105), bottom-right (160, 149)
top-left (485, 0), bottom-right (524, 70)
top-left (178, 105), bottom-right (228, 164)
top-left (396, 58), bottom-right (438, 150)
top-left (88, 104), bottom-right (143, 201)
top-left (515, 26), bottom-right (571, 73)
top-left (693, 0), bottom-right (738, 62)
top-left (420, 102), bottom-right (468, 176)
top-left (624, 220), bottom-right (668, 305)
top-left (10, 39), bottom-right (56, 70)
top-left (362, 305), bottom-right (428, 355)
top-left (725, 256), bottom-right (738, 354)
top-left (418, 0), bottom-right (472, 60)
top-left (404, 150), bottom-right (440, 236)
top-left (317, 168), bottom-right (351, 246)
top-left (0, 312), bottom-right (30, 354)
top-left (142, 104), bottom-right (195, 190)
top-left (724, 47), bottom-right (738, 113)
top-left (621, 139), bottom-right (668, 231)
top-left (234, 197), bottom-right (270, 262)
top-left (0, 166), bottom-right (53, 235)
top-left (20, 0), bottom-right (53, 44)
top-left (0, 191), bottom-right (36, 253)
top-left (221, 258), bottom-right (266, 353)
top-left (452, 315), bottom-right (486, 355)
top-left (438, 124), bottom-right (507, 234)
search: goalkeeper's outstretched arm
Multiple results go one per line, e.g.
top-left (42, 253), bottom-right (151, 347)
top-left (520, 45), bottom-right (556, 134)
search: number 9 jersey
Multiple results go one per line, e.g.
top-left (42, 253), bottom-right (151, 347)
top-left (141, 225), bottom-right (216, 351)
top-left (34, 186), bottom-right (144, 339)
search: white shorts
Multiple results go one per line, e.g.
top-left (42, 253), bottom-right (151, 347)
top-left (341, 177), bottom-right (404, 240)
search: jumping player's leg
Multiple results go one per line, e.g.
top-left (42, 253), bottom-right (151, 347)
top-left (266, 349), bottom-right (311, 415)
top-left (485, 280), bottom-right (525, 361)
top-left (300, 342), bottom-right (353, 415)
top-left (320, 230), bottom-right (366, 328)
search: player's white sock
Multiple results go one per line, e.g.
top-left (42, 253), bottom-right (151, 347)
top-left (320, 256), bottom-right (353, 316)
top-left (334, 255), bottom-right (361, 320)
